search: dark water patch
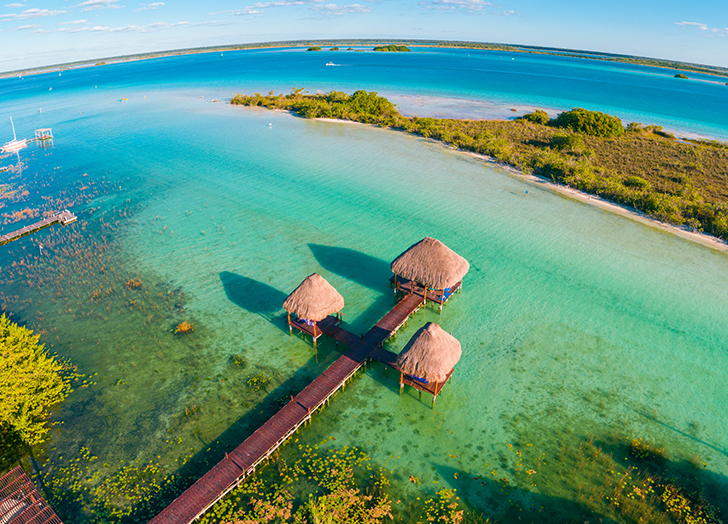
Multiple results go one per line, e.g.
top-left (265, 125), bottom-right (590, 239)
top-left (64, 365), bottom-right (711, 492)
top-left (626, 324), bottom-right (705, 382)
top-left (219, 271), bottom-right (287, 319)
top-left (308, 243), bottom-right (392, 292)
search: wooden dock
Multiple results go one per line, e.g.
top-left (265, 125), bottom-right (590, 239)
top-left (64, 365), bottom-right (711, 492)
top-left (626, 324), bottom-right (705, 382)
top-left (149, 283), bottom-right (437, 524)
top-left (0, 466), bottom-right (64, 524)
top-left (0, 210), bottom-right (76, 246)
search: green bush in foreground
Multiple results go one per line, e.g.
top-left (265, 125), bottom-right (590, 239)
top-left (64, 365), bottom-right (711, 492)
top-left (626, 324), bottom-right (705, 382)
top-left (520, 109), bottom-right (550, 125)
top-left (0, 314), bottom-right (72, 453)
top-left (551, 107), bottom-right (625, 137)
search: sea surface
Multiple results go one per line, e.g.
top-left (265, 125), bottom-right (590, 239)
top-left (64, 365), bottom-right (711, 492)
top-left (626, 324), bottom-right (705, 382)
top-left (1, 46), bottom-right (728, 520)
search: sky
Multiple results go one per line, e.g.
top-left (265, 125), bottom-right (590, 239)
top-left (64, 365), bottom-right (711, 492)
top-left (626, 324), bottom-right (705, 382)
top-left (1, 0), bottom-right (727, 73)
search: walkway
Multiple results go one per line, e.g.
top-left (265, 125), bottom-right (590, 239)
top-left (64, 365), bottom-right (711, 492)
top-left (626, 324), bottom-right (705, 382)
top-left (0, 466), bottom-right (64, 524)
top-left (0, 210), bottom-right (77, 246)
top-left (149, 289), bottom-right (428, 524)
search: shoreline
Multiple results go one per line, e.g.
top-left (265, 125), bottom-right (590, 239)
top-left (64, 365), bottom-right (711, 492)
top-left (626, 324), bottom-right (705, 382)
top-left (311, 115), bottom-right (728, 253)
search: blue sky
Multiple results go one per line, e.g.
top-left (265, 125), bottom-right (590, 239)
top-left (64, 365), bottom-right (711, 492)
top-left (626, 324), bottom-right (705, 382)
top-left (1, 0), bottom-right (727, 72)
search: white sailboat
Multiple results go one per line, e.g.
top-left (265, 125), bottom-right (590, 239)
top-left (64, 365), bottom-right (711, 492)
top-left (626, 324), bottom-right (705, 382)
top-left (1, 117), bottom-right (28, 153)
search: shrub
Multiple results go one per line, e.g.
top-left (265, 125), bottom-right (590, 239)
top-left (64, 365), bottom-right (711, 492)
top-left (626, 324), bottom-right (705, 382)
top-left (552, 107), bottom-right (625, 137)
top-left (307, 46), bottom-right (322, 51)
top-left (674, 73), bottom-right (689, 79)
top-left (521, 109), bottom-right (550, 125)
top-left (623, 176), bottom-right (651, 190)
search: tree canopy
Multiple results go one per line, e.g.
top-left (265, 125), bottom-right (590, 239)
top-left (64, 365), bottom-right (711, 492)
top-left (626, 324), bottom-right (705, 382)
top-left (1, 314), bottom-right (72, 453)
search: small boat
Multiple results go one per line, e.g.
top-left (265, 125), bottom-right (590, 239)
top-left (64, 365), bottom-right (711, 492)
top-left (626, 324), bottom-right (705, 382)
top-left (1, 117), bottom-right (28, 153)
top-left (326, 62), bottom-right (336, 66)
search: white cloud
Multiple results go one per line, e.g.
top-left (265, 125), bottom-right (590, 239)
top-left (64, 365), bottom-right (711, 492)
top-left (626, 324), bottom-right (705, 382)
top-left (58, 18), bottom-right (87, 24)
top-left (309, 2), bottom-right (369, 15)
top-left (675, 21), bottom-right (727, 36)
top-left (252, 0), bottom-right (305, 7)
top-left (419, 0), bottom-right (496, 11)
top-left (134, 2), bottom-right (163, 11)
top-left (1, 7), bottom-right (66, 20)
top-left (208, 8), bottom-right (263, 15)
top-left (4, 3), bottom-right (26, 7)
top-left (14, 23), bottom-right (38, 29)
top-left (76, 0), bottom-right (123, 11)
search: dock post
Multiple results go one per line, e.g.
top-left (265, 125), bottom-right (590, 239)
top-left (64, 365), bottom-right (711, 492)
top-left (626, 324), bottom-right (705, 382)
top-left (399, 371), bottom-right (404, 396)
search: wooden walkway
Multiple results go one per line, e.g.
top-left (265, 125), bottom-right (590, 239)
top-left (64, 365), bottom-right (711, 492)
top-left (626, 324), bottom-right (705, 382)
top-left (0, 210), bottom-right (77, 246)
top-left (0, 466), bottom-right (64, 524)
top-left (149, 287), bottom-right (431, 524)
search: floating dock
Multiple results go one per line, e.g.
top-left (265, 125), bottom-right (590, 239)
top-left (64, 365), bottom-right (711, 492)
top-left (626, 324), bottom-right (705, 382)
top-left (149, 287), bottom-right (434, 524)
top-left (0, 210), bottom-right (77, 246)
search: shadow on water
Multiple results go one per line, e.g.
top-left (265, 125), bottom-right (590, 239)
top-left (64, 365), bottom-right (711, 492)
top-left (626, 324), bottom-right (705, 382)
top-left (219, 271), bottom-right (288, 320)
top-left (431, 462), bottom-right (619, 524)
top-left (124, 336), bottom-right (344, 523)
top-left (308, 243), bottom-right (392, 292)
top-left (635, 408), bottom-right (728, 459)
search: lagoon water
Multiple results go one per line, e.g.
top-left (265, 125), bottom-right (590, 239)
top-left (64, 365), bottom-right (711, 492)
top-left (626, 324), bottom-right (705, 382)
top-left (2, 47), bottom-right (728, 520)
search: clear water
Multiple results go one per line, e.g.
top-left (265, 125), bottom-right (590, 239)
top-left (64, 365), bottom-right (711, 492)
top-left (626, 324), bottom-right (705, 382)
top-left (2, 48), bottom-right (728, 520)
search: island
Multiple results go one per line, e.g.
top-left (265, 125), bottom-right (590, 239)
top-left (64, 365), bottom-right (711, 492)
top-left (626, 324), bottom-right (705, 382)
top-left (231, 89), bottom-right (728, 241)
top-left (372, 44), bottom-right (411, 52)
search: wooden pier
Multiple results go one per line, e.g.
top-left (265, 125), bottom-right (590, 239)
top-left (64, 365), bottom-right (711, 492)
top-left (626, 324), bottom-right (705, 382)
top-left (149, 285), bottom-right (442, 524)
top-left (0, 210), bottom-right (76, 246)
top-left (0, 466), bottom-right (64, 524)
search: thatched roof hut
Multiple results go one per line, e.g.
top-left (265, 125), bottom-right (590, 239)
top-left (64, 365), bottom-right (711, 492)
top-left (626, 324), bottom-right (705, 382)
top-left (283, 273), bottom-right (344, 321)
top-left (396, 322), bottom-right (462, 384)
top-left (391, 237), bottom-right (469, 290)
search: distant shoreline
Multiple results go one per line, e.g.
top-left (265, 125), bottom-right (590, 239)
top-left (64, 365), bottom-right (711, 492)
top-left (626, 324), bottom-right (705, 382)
top-left (3, 39), bottom-right (728, 80)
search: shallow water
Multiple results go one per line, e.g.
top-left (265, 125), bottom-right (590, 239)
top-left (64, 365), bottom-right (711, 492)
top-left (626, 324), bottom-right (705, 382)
top-left (2, 48), bottom-right (728, 520)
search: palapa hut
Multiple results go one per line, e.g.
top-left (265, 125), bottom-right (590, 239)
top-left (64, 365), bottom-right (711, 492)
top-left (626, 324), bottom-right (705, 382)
top-left (396, 322), bottom-right (462, 407)
top-left (283, 273), bottom-right (344, 346)
top-left (391, 237), bottom-right (469, 310)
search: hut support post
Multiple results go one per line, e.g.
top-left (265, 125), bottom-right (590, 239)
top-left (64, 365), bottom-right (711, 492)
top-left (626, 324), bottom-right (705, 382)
top-left (313, 321), bottom-right (317, 347)
top-left (399, 371), bottom-right (404, 395)
top-left (287, 312), bottom-right (291, 334)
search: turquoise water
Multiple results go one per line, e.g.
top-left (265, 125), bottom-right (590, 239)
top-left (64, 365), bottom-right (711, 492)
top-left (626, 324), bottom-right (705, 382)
top-left (2, 48), bottom-right (728, 520)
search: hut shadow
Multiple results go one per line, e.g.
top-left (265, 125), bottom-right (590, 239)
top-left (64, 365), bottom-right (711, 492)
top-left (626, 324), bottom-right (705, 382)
top-left (430, 462), bottom-right (619, 523)
top-left (308, 244), bottom-right (391, 292)
top-left (219, 271), bottom-right (290, 332)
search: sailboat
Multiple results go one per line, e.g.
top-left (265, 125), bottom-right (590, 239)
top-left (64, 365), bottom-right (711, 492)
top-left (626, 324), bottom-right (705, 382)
top-left (1, 117), bottom-right (28, 153)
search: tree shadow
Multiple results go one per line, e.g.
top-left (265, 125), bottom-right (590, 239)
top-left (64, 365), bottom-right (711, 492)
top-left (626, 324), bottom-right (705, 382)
top-left (308, 244), bottom-right (391, 292)
top-left (219, 271), bottom-right (288, 321)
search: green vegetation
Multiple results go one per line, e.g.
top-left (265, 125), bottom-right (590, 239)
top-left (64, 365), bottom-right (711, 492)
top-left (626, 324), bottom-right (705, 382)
top-left (372, 44), bottom-right (411, 52)
top-left (198, 444), bottom-right (473, 524)
top-left (551, 107), bottom-right (625, 137)
top-left (307, 46), bottom-right (322, 51)
top-left (521, 108), bottom-right (550, 125)
top-left (1, 314), bottom-right (73, 464)
top-left (232, 90), bottom-right (728, 239)
top-left (330, 47), bottom-right (339, 51)
top-left (675, 73), bottom-right (689, 79)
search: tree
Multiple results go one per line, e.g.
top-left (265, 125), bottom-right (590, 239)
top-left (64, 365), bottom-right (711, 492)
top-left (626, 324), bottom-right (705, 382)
top-left (1, 314), bottom-right (72, 452)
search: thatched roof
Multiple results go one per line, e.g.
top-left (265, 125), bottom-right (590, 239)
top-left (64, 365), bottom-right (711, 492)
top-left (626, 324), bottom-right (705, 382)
top-left (391, 237), bottom-right (469, 289)
top-left (396, 322), bottom-right (462, 383)
top-left (283, 273), bottom-right (344, 321)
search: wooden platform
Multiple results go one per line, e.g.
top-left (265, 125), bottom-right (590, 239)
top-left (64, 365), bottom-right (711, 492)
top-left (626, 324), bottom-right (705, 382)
top-left (149, 275), bottom-right (442, 524)
top-left (0, 466), bottom-right (64, 524)
top-left (391, 276), bottom-right (461, 307)
top-left (0, 210), bottom-right (77, 246)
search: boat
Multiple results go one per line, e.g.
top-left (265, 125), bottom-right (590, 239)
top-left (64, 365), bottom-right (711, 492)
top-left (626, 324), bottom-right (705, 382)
top-left (326, 62), bottom-right (336, 66)
top-left (1, 117), bottom-right (28, 153)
